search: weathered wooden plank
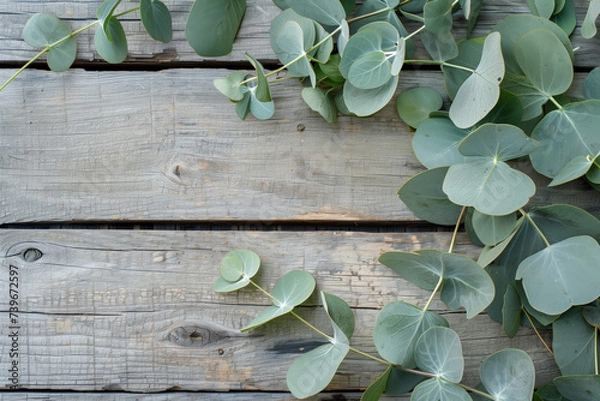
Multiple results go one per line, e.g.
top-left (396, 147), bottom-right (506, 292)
top-left (0, 1), bottom-right (599, 67)
top-left (0, 68), bottom-right (597, 224)
top-left (0, 392), bottom-right (403, 401)
top-left (0, 230), bottom-right (557, 393)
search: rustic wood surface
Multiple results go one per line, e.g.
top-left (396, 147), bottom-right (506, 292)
top-left (0, 0), bottom-right (596, 399)
top-left (0, 230), bottom-right (557, 394)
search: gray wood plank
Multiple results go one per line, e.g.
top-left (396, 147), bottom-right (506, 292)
top-left (0, 230), bottom-right (557, 392)
top-left (0, 0), bottom-right (599, 67)
top-left (0, 68), bottom-right (597, 224)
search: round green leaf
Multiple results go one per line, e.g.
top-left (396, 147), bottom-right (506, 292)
top-left (242, 270), bottom-right (315, 331)
top-left (411, 379), bottom-right (471, 401)
top-left (224, 250), bottom-right (260, 279)
top-left (140, 0), bottom-right (173, 43)
top-left (553, 307), bottom-right (598, 375)
top-left (214, 71), bottom-right (246, 102)
top-left (321, 292), bottom-right (355, 339)
top-left (343, 74), bottom-right (398, 117)
top-left (398, 167), bottom-right (463, 226)
top-left (248, 88), bottom-right (275, 120)
top-left (551, 0), bottom-right (576, 36)
top-left (421, 29), bottom-right (458, 62)
top-left (412, 118), bottom-right (471, 168)
top-left (22, 13), bottom-right (77, 72)
top-left (396, 88), bottom-right (443, 128)
top-left (415, 327), bottom-right (464, 382)
top-left (583, 304), bottom-right (600, 328)
top-left (348, 51), bottom-right (391, 89)
top-left (531, 101), bottom-right (600, 177)
top-left (423, 0), bottom-right (454, 35)
top-left (472, 210), bottom-right (517, 247)
top-left (583, 67), bottom-right (600, 100)
top-left (245, 53), bottom-right (271, 102)
top-left (554, 375), bottom-right (600, 401)
top-left (459, 123), bottom-right (539, 161)
top-left (442, 37), bottom-right (484, 99)
top-left (185, 0), bottom-right (246, 57)
top-left (220, 256), bottom-right (243, 282)
top-left (444, 160), bottom-right (536, 216)
top-left (273, 20), bottom-right (315, 85)
top-left (449, 32), bottom-right (504, 129)
top-left (213, 276), bottom-right (250, 293)
top-left (373, 301), bottom-right (448, 367)
top-left (94, 17), bottom-right (128, 64)
top-left (340, 28), bottom-right (383, 78)
top-left (301, 87), bottom-right (337, 123)
top-left (516, 235), bottom-right (600, 315)
top-left (526, 0), bottom-right (555, 19)
top-left (285, 0), bottom-right (346, 28)
top-left (536, 384), bottom-right (570, 401)
top-left (97, 0), bottom-right (122, 39)
top-left (479, 349), bottom-right (535, 401)
top-left (514, 28), bottom-right (573, 97)
top-left (477, 217), bottom-right (523, 268)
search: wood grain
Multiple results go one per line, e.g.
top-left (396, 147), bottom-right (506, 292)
top-left (0, 230), bottom-right (557, 393)
top-left (0, 68), bottom-right (597, 224)
top-left (1, 0), bottom-right (599, 68)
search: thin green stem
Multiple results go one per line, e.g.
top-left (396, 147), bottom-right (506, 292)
top-left (249, 279), bottom-right (279, 302)
top-left (519, 209), bottom-right (552, 248)
top-left (449, 206), bottom-right (467, 254)
top-left (405, 25), bottom-right (426, 41)
top-left (290, 311), bottom-right (332, 341)
top-left (346, 6), bottom-right (393, 24)
top-left (523, 309), bottom-right (553, 356)
top-left (459, 383), bottom-right (497, 400)
top-left (588, 154), bottom-right (600, 169)
top-left (423, 276), bottom-right (443, 312)
top-left (548, 95), bottom-right (563, 111)
top-left (348, 347), bottom-right (392, 366)
top-left (0, 6), bottom-right (140, 93)
top-left (595, 326), bottom-right (599, 376)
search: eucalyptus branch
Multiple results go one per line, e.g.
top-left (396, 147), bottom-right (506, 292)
top-left (0, 6), bottom-right (141, 93)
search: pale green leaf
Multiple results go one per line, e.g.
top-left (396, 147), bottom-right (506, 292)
top-left (373, 301), bottom-right (448, 368)
top-left (551, 0), bottom-right (576, 36)
top-left (321, 292), bottom-right (355, 340)
top-left (458, 123), bottom-right (539, 161)
top-left (423, 0), bottom-right (454, 35)
top-left (479, 349), bottom-right (535, 401)
top-left (584, 67), bottom-right (600, 100)
top-left (22, 13), bottom-right (77, 72)
top-left (214, 71), bottom-right (246, 102)
top-left (530, 101), bottom-right (600, 178)
top-left (396, 88), bottom-right (443, 129)
top-left (97, 0), bottom-right (122, 40)
top-left (583, 304), bottom-right (600, 328)
top-left (415, 327), bottom-right (464, 383)
top-left (526, 0), bottom-right (555, 19)
top-left (449, 32), bottom-right (504, 129)
top-left (553, 307), bottom-right (598, 375)
top-left (301, 87), bottom-right (337, 123)
top-left (249, 89), bottom-right (275, 120)
top-left (94, 17), bottom-right (128, 64)
top-left (477, 217), bottom-right (524, 268)
top-left (348, 51), bottom-right (391, 89)
top-left (582, 0), bottom-right (600, 39)
top-left (549, 156), bottom-right (595, 187)
top-left (185, 0), bottom-right (246, 57)
top-left (274, 20), bottom-right (316, 85)
top-left (343, 75), bottom-right (398, 116)
top-left (472, 211), bottom-right (517, 247)
top-left (412, 118), bottom-right (470, 168)
top-left (516, 235), bottom-right (600, 315)
top-left (421, 30), bottom-right (458, 62)
top-left (286, 0), bottom-right (346, 27)
top-left (140, 0), bottom-right (173, 43)
top-left (245, 53), bottom-right (271, 102)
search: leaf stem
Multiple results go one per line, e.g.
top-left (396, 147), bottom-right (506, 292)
top-left (595, 326), bottom-right (599, 376)
top-left (548, 95), bottom-right (563, 111)
top-left (519, 209), bottom-right (551, 248)
top-left (449, 206), bottom-right (467, 254)
top-left (458, 383), bottom-right (497, 400)
top-left (0, 6), bottom-right (141, 93)
top-left (290, 310), bottom-right (333, 341)
top-left (523, 309), bottom-right (554, 356)
top-left (348, 347), bottom-right (393, 366)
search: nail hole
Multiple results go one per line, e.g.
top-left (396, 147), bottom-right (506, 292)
top-left (297, 124), bottom-right (305, 132)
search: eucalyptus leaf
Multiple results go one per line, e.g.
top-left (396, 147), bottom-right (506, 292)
top-left (461, 0), bottom-right (483, 36)
top-left (502, 285), bottom-right (522, 338)
top-left (396, 88), bottom-right (443, 129)
top-left (412, 118), bottom-right (471, 169)
top-left (285, 0), bottom-right (346, 28)
top-left (348, 51), bottom-right (392, 89)
top-left (241, 270), bottom-right (315, 331)
top-left (214, 71), bottom-right (246, 102)
top-left (245, 53), bottom-right (271, 102)
top-left (553, 307), bottom-right (599, 375)
top-left (514, 28), bottom-right (573, 98)
top-left (554, 375), bottom-right (600, 401)
top-left (443, 37), bottom-right (484, 99)
top-left (373, 301), bottom-right (448, 367)
top-left (286, 291), bottom-right (350, 399)
top-left (551, 0), bottom-right (576, 36)
top-left (583, 67), bottom-right (600, 100)
top-left (421, 30), bottom-right (459, 62)
top-left (479, 349), bottom-right (535, 401)
top-left (423, 0), bottom-right (454, 35)
top-left (549, 156), bottom-right (595, 187)
top-left (379, 250), bottom-right (495, 318)
top-left (477, 217), bottom-right (523, 268)
top-left (449, 32), bottom-right (504, 129)
top-left (526, 0), bottom-right (555, 19)
top-left (582, 0), bottom-right (600, 39)
top-left (274, 20), bottom-right (316, 85)
top-left (185, 0), bottom-right (246, 57)
top-left (415, 327), bottom-right (464, 382)
top-left (140, 0), bottom-right (172, 43)
top-left (411, 378), bottom-right (472, 401)
top-left (249, 88), bottom-right (275, 120)
top-left (96, 0), bottom-right (122, 39)
top-left (22, 13), bottom-right (77, 72)
top-left (214, 249), bottom-right (260, 292)
top-left (94, 17), bottom-right (128, 64)
top-left (516, 235), bottom-right (600, 315)
top-left (398, 167), bottom-right (464, 226)
top-left (536, 384), bottom-right (571, 401)
top-left (321, 292), bottom-right (355, 339)
top-left (385, 367), bottom-right (426, 395)
top-left (235, 90), bottom-right (251, 120)
top-left (301, 87), bottom-right (337, 123)
top-left (343, 74), bottom-right (398, 116)
top-left (472, 210), bottom-right (517, 246)
top-left (530, 101), bottom-right (600, 178)
top-left (361, 365), bottom-right (392, 401)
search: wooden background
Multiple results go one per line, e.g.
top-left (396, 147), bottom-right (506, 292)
top-left (0, 1), bottom-right (597, 400)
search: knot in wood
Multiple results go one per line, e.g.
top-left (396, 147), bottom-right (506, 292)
top-left (167, 324), bottom-right (226, 348)
top-left (22, 248), bottom-right (43, 262)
